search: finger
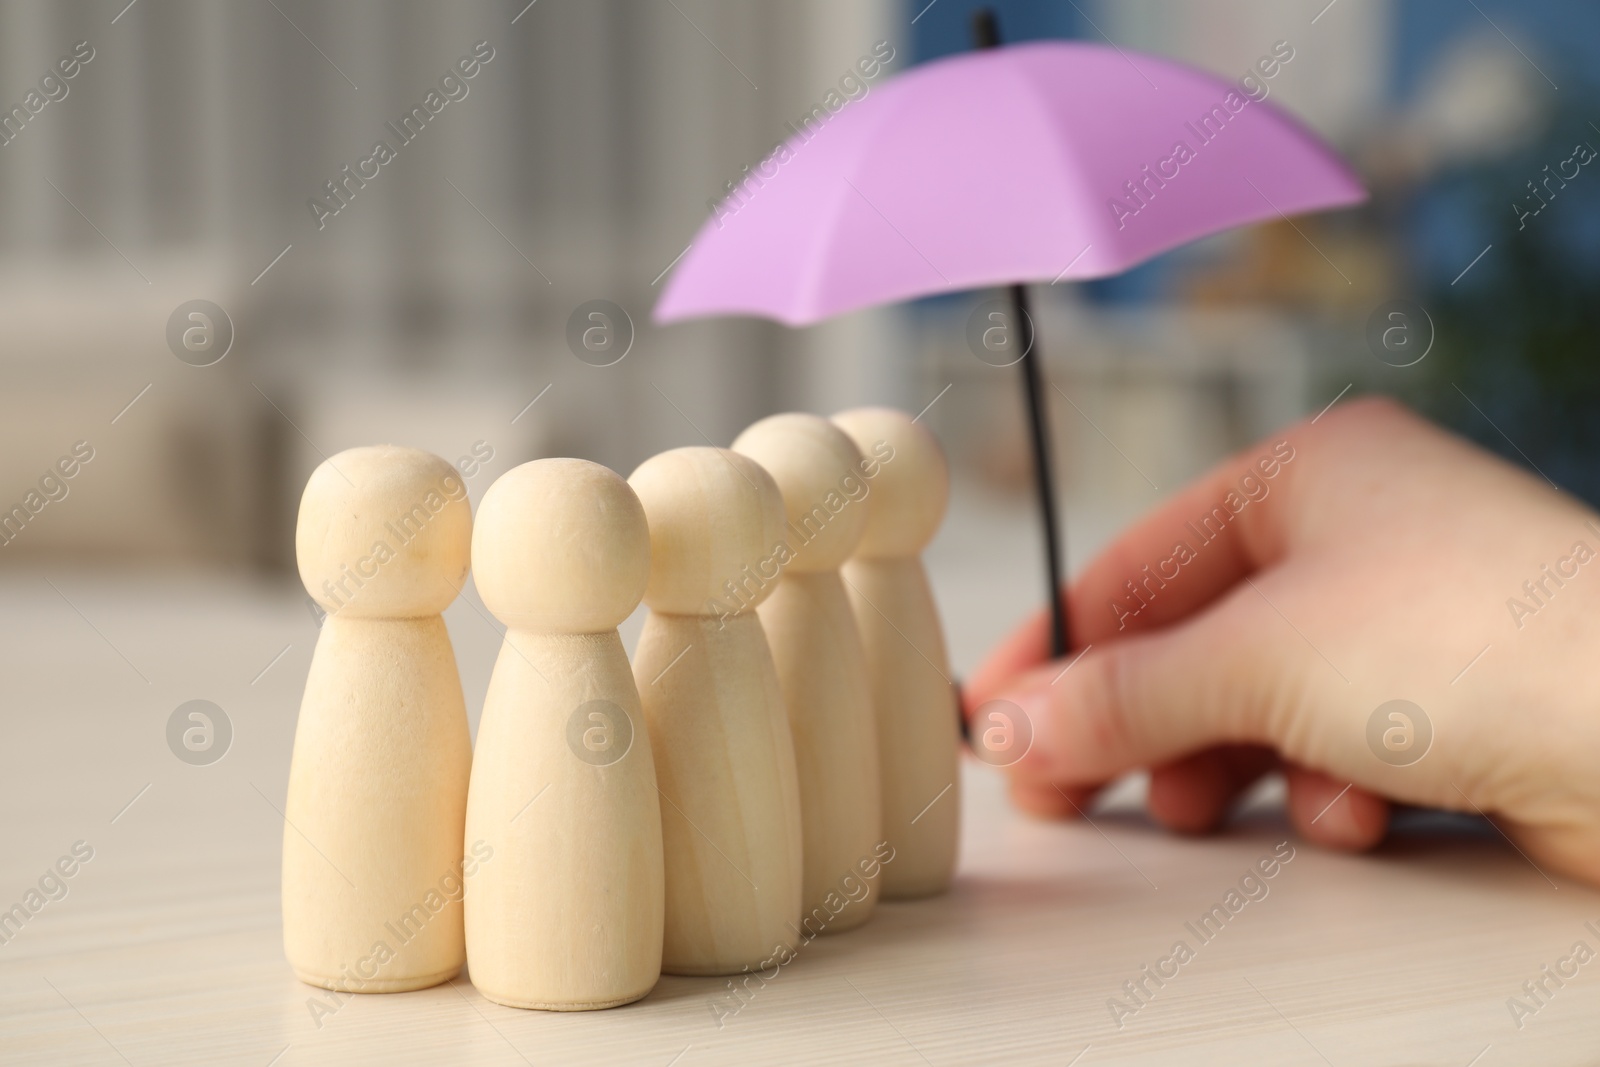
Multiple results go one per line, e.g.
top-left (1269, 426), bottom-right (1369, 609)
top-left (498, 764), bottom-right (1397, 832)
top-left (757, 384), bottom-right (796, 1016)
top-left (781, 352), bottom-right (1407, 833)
top-left (1285, 764), bottom-right (1389, 850)
top-left (1146, 745), bottom-right (1278, 835)
top-left (1006, 779), bottom-right (1101, 821)
top-left (991, 585), bottom-right (1302, 787)
top-left (1070, 436), bottom-right (1302, 642)
top-left (967, 434), bottom-right (1308, 707)
top-left (963, 597), bottom-right (1092, 712)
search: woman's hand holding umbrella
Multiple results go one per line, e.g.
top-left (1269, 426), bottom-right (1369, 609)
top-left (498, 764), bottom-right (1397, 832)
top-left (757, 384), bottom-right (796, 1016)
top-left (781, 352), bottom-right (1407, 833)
top-left (966, 398), bottom-right (1600, 888)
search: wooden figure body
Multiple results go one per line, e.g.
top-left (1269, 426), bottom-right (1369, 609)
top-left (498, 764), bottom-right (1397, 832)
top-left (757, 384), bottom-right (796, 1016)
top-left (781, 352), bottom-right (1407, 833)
top-left (834, 408), bottom-right (960, 899)
top-left (463, 458), bottom-right (664, 1011)
top-left (732, 414), bottom-right (882, 935)
top-left (628, 448), bottom-right (802, 975)
top-left (284, 445), bottom-right (474, 993)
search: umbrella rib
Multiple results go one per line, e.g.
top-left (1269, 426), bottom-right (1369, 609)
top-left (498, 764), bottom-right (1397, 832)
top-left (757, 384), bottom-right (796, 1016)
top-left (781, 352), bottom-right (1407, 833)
top-left (785, 92), bottom-right (917, 316)
top-left (842, 177), bottom-right (949, 284)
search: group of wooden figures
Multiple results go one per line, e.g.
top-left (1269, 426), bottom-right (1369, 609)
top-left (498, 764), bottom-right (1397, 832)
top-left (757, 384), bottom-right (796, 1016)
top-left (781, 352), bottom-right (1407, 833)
top-left (282, 408), bottom-right (959, 1011)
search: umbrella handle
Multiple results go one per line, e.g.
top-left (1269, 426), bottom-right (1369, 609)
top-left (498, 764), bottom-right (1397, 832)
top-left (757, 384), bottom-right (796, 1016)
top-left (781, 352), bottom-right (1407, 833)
top-left (1011, 283), bottom-right (1071, 659)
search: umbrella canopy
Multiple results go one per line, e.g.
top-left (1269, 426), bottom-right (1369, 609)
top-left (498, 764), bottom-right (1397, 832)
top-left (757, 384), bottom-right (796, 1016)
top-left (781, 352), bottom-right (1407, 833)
top-left (655, 28), bottom-right (1365, 664)
top-left (656, 40), bottom-right (1364, 325)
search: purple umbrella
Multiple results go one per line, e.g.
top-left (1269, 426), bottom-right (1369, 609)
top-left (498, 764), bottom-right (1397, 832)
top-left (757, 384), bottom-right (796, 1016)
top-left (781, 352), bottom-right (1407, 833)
top-left (656, 11), bottom-right (1365, 658)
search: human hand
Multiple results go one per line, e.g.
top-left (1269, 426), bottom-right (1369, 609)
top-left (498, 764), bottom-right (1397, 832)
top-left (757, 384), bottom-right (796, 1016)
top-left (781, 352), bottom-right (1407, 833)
top-left (966, 397), bottom-right (1600, 885)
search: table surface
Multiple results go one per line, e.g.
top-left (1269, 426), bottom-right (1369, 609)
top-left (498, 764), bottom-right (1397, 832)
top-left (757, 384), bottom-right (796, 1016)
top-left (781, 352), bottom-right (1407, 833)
top-left (3, 558), bottom-right (1598, 1066)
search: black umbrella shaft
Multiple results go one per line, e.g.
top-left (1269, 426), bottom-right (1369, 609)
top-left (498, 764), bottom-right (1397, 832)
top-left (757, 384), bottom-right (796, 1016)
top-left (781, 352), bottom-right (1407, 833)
top-left (971, 10), bottom-right (1070, 659)
top-left (1012, 284), bottom-right (1070, 658)
top-left (971, 8), bottom-right (1001, 49)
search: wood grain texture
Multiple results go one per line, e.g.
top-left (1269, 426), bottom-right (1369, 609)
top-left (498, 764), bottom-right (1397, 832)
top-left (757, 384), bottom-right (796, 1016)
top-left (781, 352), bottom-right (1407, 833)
top-left (283, 615), bottom-right (472, 993)
top-left (756, 572), bottom-right (883, 934)
top-left (843, 557), bottom-right (960, 899)
top-left (627, 446), bottom-right (803, 976)
top-left (284, 446), bottom-right (474, 994)
top-left (635, 613), bottom-right (803, 975)
top-left (835, 407), bottom-right (960, 900)
top-left (462, 459), bottom-right (664, 1011)
top-left (734, 414), bottom-right (886, 935)
top-left (463, 630), bottom-right (664, 1010)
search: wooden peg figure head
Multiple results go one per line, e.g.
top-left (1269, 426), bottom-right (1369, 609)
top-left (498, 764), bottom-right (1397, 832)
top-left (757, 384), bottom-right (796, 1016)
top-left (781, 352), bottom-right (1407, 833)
top-left (296, 445), bottom-right (472, 618)
top-left (628, 448), bottom-right (787, 617)
top-left (833, 407), bottom-right (949, 560)
top-left (473, 458), bottom-right (650, 634)
top-left (731, 413), bottom-right (868, 574)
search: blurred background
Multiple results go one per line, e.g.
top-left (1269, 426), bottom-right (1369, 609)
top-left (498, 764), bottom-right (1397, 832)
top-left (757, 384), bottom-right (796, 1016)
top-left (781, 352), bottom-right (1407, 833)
top-left (1, 0), bottom-right (1598, 677)
top-left (6, 9), bottom-right (1600, 1057)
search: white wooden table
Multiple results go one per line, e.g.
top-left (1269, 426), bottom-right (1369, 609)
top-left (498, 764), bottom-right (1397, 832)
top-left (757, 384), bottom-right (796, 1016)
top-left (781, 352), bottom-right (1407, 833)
top-left (2, 558), bottom-right (1597, 1065)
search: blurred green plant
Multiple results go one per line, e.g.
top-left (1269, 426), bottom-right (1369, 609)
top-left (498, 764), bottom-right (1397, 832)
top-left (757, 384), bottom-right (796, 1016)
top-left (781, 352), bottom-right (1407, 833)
top-left (1408, 94), bottom-right (1600, 504)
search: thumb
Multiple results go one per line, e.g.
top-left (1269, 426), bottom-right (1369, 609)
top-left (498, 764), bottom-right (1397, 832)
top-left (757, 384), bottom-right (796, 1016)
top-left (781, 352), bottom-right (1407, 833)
top-left (973, 587), bottom-right (1301, 786)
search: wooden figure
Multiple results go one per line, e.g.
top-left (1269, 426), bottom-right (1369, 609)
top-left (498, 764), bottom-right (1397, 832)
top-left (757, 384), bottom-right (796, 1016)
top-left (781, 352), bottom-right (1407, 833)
top-left (463, 458), bottom-right (665, 1010)
top-left (732, 414), bottom-right (882, 935)
top-left (285, 445), bottom-right (474, 993)
top-left (834, 408), bottom-right (960, 898)
top-left (628, 447), bottom-right (803, 975)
